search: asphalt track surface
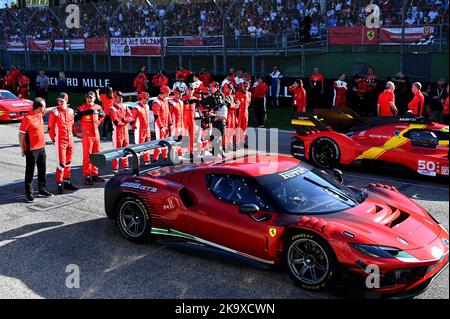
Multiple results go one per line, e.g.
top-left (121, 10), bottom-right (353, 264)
top-left (0, 122), bottom-right (448, 299)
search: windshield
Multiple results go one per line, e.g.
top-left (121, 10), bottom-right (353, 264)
top-left (259, 166), bottom-right (365, 214)
top-left (0, 91), bottom-right (18, 99)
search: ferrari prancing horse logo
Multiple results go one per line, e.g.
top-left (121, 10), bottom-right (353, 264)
top-left (269, 228), bottom-right (277, 237)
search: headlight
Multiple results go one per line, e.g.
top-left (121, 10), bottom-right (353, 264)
top-left (9, 112), bottom-right (18, 117)
top-left (350, 244), bottom-right (418, 262)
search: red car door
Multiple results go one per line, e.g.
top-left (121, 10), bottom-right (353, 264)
top-left (184, 171), bottom-right (276, 263)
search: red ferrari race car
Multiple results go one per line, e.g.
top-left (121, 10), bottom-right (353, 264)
top-left (0, 90), bottom-right (33, 121)
top-left (91, 138), bottom-right (449, 298)
top-left (291, 108), bottom-right (449, 178)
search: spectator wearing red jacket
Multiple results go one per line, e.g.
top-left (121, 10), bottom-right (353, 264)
top-left (288, 79), bottom-right (307, 112)
top-left (252, 76), bottom-right (269, 127)
top-left (133, 70), bottom-right (149, 93)
top-left (175, 66), bottom-right (191, 82)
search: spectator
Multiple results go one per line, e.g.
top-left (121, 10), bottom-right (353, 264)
top-left (442, 84), bottom-right (449, 124)
top-left (377, 81), bottom-right (398, 116)
top-left (364, 67), bottom-right (379, 115)
top-left (309, 67), bottom-right (325, 108)
top-left (351, 75), bottom-right (368, 115)
top-left (35, 70), bottom-right (49, 102)
top-left (429, 78), bottom-right (448, 122)
top-left (57, 71), bottom-right (67, 94)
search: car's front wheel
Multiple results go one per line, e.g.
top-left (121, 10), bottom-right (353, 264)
top-left (115, 196), bottom-right (152, 243)
top-left (284, 232), bottom-right (339, 290)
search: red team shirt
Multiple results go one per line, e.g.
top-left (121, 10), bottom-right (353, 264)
top-left (408, 91), bottom-right (425, 116)
top-left (19, 111), bottom-right (45, 151)
top-left (99, 94), bottom-right (114, 116)
top-left (378, 90), bottom-right (395, 116)
top-left (288, 86), bottom-right (307, 112)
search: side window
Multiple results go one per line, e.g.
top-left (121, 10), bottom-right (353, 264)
top-left (206, 174), bottom-right (272, 211)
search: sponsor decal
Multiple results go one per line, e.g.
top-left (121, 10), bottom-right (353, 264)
top-left (358, 131), bottom-right (366, 137)
top-left (120, 182), bottom-right (157, 192)
top-left (441, 166), bottom-right (449, 176)
top-left (279, 166), bottom-right (308, 180)
top-left (269, 228), bottom-right (277, 237)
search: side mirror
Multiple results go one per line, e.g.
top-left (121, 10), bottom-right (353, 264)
top-left (333, 169), bottom-right (344, 184)
top-left (239, 204), bottom-right (260, 215)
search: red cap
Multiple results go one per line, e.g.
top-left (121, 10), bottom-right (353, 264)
top-left (210, 81), bottom-right (219, 88)
top-left (160, 85), bottom-right (170, 94)
top-left (138, 92), bottom-right (150, 99)
top-left (173, 87), bottom-right (183, 95)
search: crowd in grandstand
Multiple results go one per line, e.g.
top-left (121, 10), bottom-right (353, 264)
top-left (1, 0), bottom-right (448, 41)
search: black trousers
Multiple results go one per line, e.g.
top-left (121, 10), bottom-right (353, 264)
top-left (25, 148), bottom-right (47, 194)
top-left (253, 98), bottom-right (266, 127)
top-left (212, 121), bottom-right (226, 155)
top-left (101, 115), bottom-right (112, 138)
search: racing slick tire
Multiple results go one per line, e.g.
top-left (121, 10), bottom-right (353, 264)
top-left (284, 232), bottom-right (339, 290)
top-left (115, 195), bottom-right (152, 243)
top-left (310, 137), bottom-right (340, 168)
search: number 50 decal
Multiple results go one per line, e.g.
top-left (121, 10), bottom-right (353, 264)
top-left (418, 160), bottom-right (437, 176)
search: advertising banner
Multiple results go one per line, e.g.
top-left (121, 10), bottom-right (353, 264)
top-left (110, 37), bottom-right (163, 56)
top-left (85, 38), bottom-right (108, 52)
top-left (379, 26), bottom-right (434, 45)
top-left (328, 27), bottom-right (378, 45)
top-left (6, 40), bottom-right (26, 51)
top-left (29, 39), bottom-right (52, 52)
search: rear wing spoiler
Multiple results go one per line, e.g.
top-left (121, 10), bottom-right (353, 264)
top-left (291, 112), bottom-right (330, 136)
top-left (90, 136), bottom-right (184, 176)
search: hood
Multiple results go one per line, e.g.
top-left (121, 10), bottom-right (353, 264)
top-left (0, 99), bottom-right (33, 111)
top-left (329, 197), bottom-right (441, 250)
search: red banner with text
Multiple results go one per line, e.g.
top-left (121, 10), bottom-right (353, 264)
top-left (328, 27), bottom-right (378, 45)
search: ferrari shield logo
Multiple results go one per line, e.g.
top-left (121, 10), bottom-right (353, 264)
top-left (424, 26), bottom-right (431, 34)
top-left (269, 228), bottom-right (277, 237)
top-left (367, 31), bottom-right (375, 41)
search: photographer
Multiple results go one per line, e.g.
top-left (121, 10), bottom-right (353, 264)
top-left (210, 99), bottom-right (228, 158)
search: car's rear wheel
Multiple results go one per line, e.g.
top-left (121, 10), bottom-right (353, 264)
top-left (115, 196), bottom-right (152, 243)
top-left (284, 232), bottom-right (339, 290)
top-left (310, 137), bottom-right (340, 168)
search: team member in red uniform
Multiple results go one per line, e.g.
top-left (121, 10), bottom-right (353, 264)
top-left (130, 91), bottom-right (152, 164)
top-left (442, 84), bottom-right (449, 124)
top-left (3, 71), bottom-right (13, 90)
top-left (169, 88), bottom-right (184, 156)
top-left (74, 91), bottom-right (105, 185)
top-left (152, 70), bottom-right (169, 95)
top-left (152, 85), bottom-right (172, 161)
top-left (252, 76), bottom-right (269, 127)
top-left (133, 70), bottom-right (149, 93)
top-left (19, 98), bottom-right (53, 202)
top-left (191, 73), bottom-right (208, 99)
top-left (407, 82), bottom-right (425, 116)
top-left (235, 81), bottom-right (251, 149)
top-left (352, 75), bottom-right (368, 115)
top-left (333, 73), bottom-right (347, 108)
top-left (377, 81), bottom-right (398, 116)
top-left (182, 86), bottom-right (197, 160)
top-left (10, 66), bottom-right (20, 91)
top-left (110, 91), bottom-right (133, 174)
top-left (288, 79), bottom-right (307, 112)
top-left (309, 67), bottom-right (325, 108)
top-left (17, 74), bottom-right (30, 99)
top-left (198, 68), bottom-right (212, 88)
top-left (175, 66), bottom-right (191, 82)
top-left (97, 86), bottom-right (114, 138)
top-left (47, 94), bottom-right (78, 194)
top-left (222, 83), bottom-right (237, 149)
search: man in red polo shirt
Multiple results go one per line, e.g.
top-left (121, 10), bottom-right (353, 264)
top-left (19, 97), bottom-right (53, 202)
top-left (407, 82), bottom-right (425, 116)
top-left (252, 76), bottom-right (269, 127)
top-left (377, 81), bottom-right (398, 116)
